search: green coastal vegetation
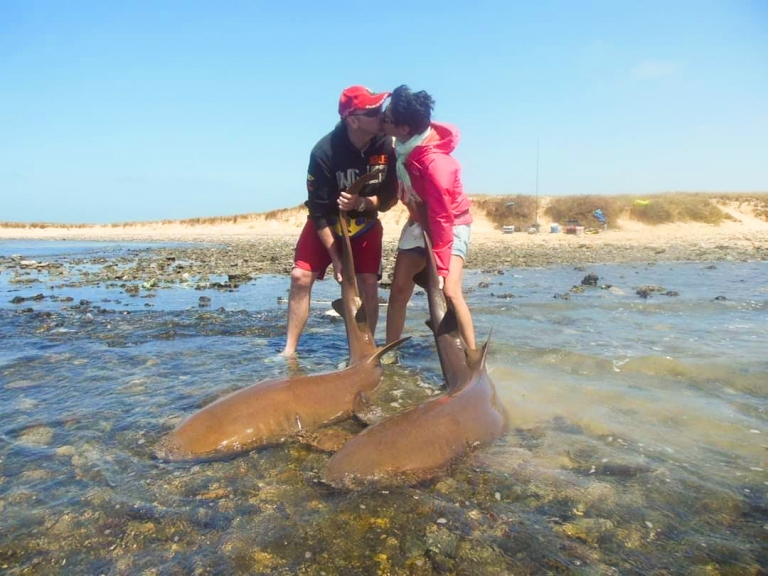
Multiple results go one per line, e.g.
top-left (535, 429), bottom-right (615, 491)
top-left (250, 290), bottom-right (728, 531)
top-left (474, 191), bottom-right (768, 231)
top-left (2, 192), bottom-right (767, 231)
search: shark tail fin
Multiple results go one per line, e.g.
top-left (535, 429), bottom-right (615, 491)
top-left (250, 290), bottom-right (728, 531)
top-left (368, 336), bottom-right (411, 365)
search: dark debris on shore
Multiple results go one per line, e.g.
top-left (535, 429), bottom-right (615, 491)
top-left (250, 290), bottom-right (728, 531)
top-left (2, 237), bottom-right (765, 295)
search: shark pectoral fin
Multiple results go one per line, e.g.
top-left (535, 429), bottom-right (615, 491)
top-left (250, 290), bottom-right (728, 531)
top-left (353, 391), bottom-right (386, 426)
top-left (425, 319), bottom-right (434, 333)
top-left (354, 301), bottom-right (368, 325)
top-left (333, 295), bottom-right (367, 325)
top-left (412, 268), bottom-right (428, 290)
top-left (354, 391), bottom-right (370, 410)
top-left (331, 298), bottom-right (346, 319)
top-left (297, 428), bottom-right (355, 453)
top-left (436, 307), bottom-right (460, 337)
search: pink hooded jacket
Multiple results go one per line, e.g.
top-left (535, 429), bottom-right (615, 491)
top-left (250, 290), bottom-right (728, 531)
top-left (403, 122), bottom-right (472, 276)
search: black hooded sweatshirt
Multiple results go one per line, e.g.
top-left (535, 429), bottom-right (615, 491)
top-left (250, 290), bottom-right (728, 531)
top-left (305, 123), bottom-right (397, 234)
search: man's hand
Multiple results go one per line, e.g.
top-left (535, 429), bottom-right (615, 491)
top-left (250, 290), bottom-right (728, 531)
top-left (331, 255), bottom-right (343, 283)
top-left (338, 191), bottom-right (365, 212)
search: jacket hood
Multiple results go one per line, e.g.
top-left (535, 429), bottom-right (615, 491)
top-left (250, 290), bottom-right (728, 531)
top-left (408, 122), bottom-right (459, 166)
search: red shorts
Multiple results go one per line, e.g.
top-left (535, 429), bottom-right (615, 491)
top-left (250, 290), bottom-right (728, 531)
top-left (294, 218), bottom-right (383, 280)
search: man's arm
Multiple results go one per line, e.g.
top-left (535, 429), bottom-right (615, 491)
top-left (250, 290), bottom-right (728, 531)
top-left (306, 149), bottom-right (344, 281)
top-left (306, 150), bottom-right (336, 231)
top-left (317, 224), bottom-right (343, 283)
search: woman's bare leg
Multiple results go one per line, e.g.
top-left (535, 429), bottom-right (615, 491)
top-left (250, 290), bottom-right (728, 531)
top-left (385, 250), bottom-right (425, 344)
top-left (443, 254), bottom-right (477, 351)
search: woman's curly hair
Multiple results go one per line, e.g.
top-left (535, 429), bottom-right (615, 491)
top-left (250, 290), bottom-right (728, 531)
top-left (389, 85), bottom-right (435, 135)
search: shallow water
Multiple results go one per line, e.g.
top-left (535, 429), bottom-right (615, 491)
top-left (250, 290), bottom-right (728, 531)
top-left (1, 241), bottom-right (767, 574)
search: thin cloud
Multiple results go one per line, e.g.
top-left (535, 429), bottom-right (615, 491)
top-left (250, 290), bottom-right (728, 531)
top-left (631, 60), bottom-right (680, 80)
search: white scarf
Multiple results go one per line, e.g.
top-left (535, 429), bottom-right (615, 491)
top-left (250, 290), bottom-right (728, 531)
top-left (395, 127), bottom-right (432, 205)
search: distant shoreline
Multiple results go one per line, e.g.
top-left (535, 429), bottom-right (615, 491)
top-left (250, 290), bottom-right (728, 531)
top-left (2, 194), bottom-right (767, 272)
top-left (2, 231), bottom-right (766, 277)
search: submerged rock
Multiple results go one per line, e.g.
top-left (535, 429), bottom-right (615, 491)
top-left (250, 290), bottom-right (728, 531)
top-left (581, 273), bottom-right (599, 286)
top-left (636, 285), bottom-right (666, 298)
top-left (556, 518), bottom-right (615, 544)
top-left (16, 425), bottom-right (54, 447)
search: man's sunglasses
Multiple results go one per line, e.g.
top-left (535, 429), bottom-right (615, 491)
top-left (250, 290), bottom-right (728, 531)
top-left (349, 108), bottom-right (382, 118)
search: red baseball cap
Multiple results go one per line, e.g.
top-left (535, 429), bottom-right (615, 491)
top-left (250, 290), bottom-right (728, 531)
top-left (338, 86), bottom-right (391, 119)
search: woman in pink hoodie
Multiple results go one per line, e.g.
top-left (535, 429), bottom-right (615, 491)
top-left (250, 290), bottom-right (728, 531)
top-left (382, 85), bottom-right (479, 365)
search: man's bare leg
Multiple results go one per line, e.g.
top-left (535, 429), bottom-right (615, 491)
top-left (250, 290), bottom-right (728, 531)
top-left (282, 267), bottom-right (317, 356)
top-left (357, 272), bottom-right (380, 337)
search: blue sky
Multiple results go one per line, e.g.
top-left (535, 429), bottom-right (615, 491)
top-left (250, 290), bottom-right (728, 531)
top-left (2, 1), bottom-right (766, 224)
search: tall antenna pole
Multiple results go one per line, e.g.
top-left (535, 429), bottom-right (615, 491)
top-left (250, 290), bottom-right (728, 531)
top-left (535, 139), bottom-right (539, 229)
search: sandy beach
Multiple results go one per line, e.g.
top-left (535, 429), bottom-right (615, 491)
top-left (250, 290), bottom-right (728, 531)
top-left (2, 198), bottom-right (767, 277)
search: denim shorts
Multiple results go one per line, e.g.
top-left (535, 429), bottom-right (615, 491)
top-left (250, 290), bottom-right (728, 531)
top-left (398, 222), bottom-right (472, 260)
top-left (451, 224), bottom-right (471, 260)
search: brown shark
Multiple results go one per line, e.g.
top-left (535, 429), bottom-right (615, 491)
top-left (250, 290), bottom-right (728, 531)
top-left (323, 224), bottom-right (509, 488)
top-left (157, 173), bottom-right (407, 461)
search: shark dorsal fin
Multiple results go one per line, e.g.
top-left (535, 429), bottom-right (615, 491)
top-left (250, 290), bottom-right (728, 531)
top-left (367, 336), bottom-right (411, 365)
top-left (480, 328), bottom-right (493, 369)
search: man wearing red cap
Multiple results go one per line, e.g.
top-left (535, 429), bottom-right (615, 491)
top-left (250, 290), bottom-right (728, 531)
top-left (282, 86), bottom-right (397, 356)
